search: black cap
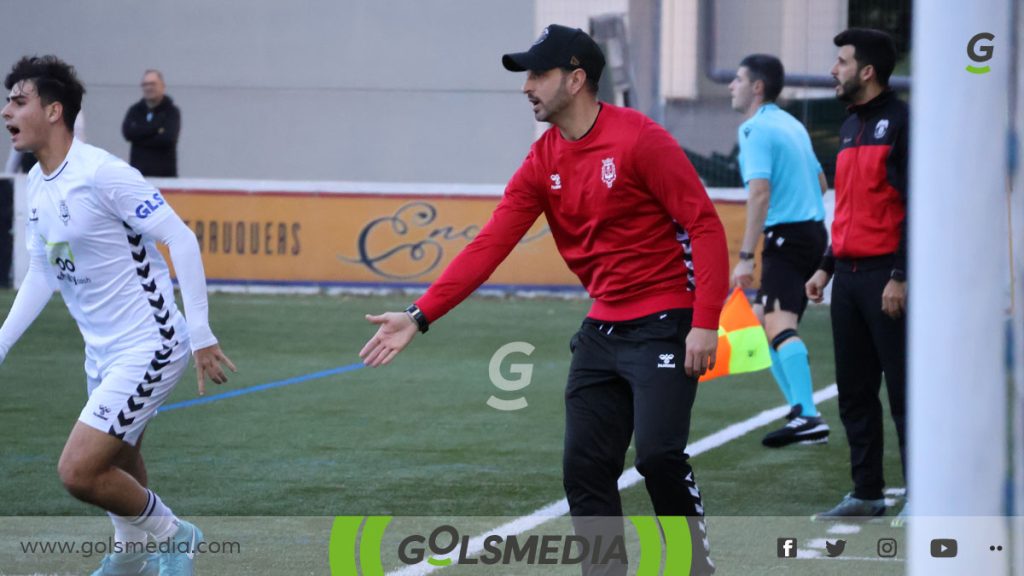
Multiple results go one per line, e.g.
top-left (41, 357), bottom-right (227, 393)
top-left (502, 24), bottom-right (605, 84)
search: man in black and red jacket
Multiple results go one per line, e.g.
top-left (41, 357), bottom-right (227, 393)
top-left (806, 28), bottom-right (908, 520)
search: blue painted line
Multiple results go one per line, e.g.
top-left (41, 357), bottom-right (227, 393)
top-left (158, 362), bottom-right (365, 413)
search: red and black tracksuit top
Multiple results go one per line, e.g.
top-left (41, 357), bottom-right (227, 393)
top-left (416, 104), bottom-right (729, 329)
top-left (821, 90), bottom-right (909, 276)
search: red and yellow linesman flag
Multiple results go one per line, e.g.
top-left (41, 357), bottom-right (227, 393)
top-left (699, 287), bottom-right (772, 382)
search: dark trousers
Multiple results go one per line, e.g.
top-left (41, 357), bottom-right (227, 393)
top-left (563, 309), bottom-right (713, 575)
top-left (831, 260), bottom-right (907, 500)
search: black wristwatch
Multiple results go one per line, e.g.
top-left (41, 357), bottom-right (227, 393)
top-left (405, 304), bottom-right (430, 333)
top-left (738, 251), bottom-right (756, 261)
top-left (890, 269), bottom-right (906, 282)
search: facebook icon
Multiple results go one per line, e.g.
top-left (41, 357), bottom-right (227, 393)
top-left (777, 537), bottom-right (798, 558)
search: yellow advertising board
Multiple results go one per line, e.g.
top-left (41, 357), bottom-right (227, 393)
top-left (158, 184), bottom-right (750, 289)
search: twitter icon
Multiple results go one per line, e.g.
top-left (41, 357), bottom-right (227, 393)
top-left (826, 540), bottom-right (847, 557)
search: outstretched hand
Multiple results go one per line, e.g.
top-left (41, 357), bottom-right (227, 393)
top-left (359, 312), bottom-right (418, 367)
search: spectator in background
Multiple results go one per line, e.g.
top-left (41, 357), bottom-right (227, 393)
top-left (122, 69), bottom-right (180, 177)
top-left (5, 110), bottom-right (84, 173)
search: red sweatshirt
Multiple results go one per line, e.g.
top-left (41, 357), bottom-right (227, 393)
top-left (416, 104), bottom-right (729, 329)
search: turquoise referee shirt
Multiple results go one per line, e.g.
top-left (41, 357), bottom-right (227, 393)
top-left (737, 103), bottom-right (825, 227)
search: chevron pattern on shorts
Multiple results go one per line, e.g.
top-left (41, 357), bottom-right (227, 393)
top-left (108, 224), bottom-right (180, 441)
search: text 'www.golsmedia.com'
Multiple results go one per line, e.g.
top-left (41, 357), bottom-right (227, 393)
top-left (19, 537), bottom-right (241, 558)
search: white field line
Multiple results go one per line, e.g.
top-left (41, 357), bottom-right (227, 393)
top-left (385, 384), bottom-right (840, 576)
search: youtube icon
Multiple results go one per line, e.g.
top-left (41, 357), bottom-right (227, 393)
top-left (930, 538), bottom-right (958, 558)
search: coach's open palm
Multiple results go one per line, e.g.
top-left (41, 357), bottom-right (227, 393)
top-left (360, 312), bottom-right (418, 367)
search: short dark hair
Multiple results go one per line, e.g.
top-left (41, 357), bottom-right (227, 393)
top-left (4, 55), bottom-right (85, 132)
top-left (560, 66), bottom-right (600, 95)
top-left (833, 28), bottom-right (897, 86)
top-left (739, 54), bottom-right (784, 102)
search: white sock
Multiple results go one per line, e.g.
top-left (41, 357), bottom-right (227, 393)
top-left (108, 511), bottom-right (147, 554)
top-left (131, 489), bottom-right (180, 541)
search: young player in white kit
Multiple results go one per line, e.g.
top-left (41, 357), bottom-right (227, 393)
top-left (0, 56), bottom-right (235, 575)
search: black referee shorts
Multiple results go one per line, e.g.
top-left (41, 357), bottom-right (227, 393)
top-left (756, 219), bottom-right (828, 319)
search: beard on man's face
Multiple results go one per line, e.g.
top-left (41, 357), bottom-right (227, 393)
top-left (837, 75), bottom-right (862, 102)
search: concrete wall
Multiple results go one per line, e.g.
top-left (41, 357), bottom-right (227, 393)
top-left (0, 1), bottom-right (537, 183)
top-left (661, 0), bottom-right (847, 100)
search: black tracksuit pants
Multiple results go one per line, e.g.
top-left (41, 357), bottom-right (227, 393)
top-left (831, 257), bottom-right (907, 500)
top-left (563, 308), bottom-right (714, 575)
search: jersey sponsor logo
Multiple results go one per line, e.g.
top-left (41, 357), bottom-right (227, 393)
top-left (550, 173), bottom-right (562, 190)
top-left (874, 119), bottom-right (889, 139)
top-left (59, 200), bottom-right (70, 225)
top-left (45, 240), bottom-right (75, 269)
top-left (45, 239), bottom-right (92, 285)
top-left (29, 208), bottom-right (39, 222)
top-left (657, 353), bottom-right (676, 368)
top-left (601, 157), bottom-right (616, 189)
top-left (135, 192), bottom-right (167, 219)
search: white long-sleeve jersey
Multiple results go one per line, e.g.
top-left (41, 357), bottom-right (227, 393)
top-left (0, 139), bottom-right (215, 365)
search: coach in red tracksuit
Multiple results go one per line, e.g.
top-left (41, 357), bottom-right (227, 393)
top-left (807, 28), bottom-right (909, 520)
top-left (359, 25), bottom-right (727, 575)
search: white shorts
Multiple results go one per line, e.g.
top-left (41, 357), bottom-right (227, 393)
top-left (80, 343), bottom-right (191, 446)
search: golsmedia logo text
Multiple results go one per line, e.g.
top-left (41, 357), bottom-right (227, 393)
top-left (329, 516), bottom-right (696, 575)
top-left (398, 524), bottom-right (626, 567)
